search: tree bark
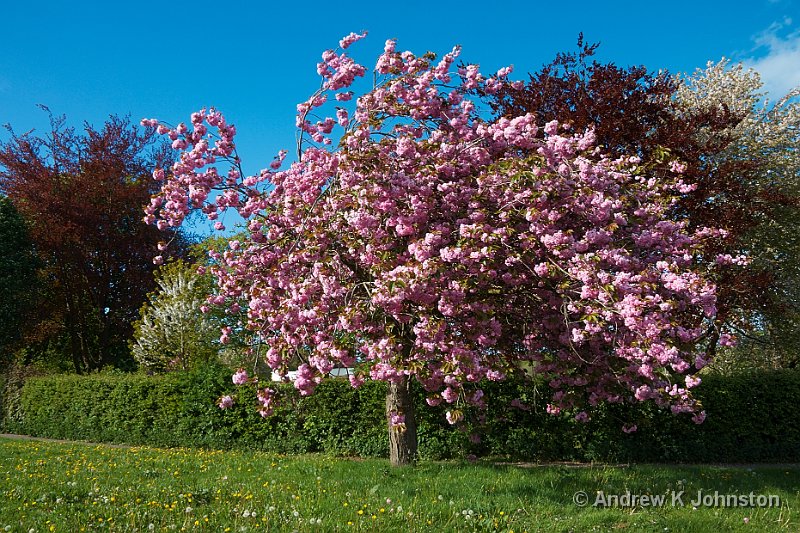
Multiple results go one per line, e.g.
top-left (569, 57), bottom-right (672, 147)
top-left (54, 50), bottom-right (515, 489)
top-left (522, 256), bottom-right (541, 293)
top-left (386, 376), bottom-right (418, 467)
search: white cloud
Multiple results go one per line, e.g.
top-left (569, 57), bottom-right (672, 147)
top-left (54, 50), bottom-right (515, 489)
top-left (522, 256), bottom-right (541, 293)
top-left (744, 18), bottom-right (800, 98)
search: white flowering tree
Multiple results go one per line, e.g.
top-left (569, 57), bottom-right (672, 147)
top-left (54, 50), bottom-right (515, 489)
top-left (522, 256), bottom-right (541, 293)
top-left (676, 60), bottom-right (800, 368)
top-left (131, 260), bottom-right (220, 372)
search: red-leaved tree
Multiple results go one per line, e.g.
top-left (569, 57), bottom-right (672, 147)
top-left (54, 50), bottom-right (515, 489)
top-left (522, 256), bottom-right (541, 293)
top-left (144, 34), bottom-right (726, 465)
top-left (0, 110), bottom-right (181, 372)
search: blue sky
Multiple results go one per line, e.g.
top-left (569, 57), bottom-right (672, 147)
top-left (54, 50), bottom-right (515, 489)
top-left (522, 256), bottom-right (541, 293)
top-left (2, 0), bottom-right (798, 231)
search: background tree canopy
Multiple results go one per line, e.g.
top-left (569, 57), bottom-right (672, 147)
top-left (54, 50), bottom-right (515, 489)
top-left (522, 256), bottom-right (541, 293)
top-left (0, 110), bottom-right (185, 373)
top-left (0, 196), bottom-right (39, 363)
top-left (490, 39), bottom-right (800, 369)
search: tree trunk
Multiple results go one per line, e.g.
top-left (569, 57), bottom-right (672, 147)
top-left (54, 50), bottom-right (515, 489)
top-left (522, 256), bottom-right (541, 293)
top-left (386, 376), bottom-right (417, 467)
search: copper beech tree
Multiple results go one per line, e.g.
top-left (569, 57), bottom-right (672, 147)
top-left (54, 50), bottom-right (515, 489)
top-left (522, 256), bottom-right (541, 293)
top-left (144, 34), bottom-right (729, 465)
top-left (0, 110), bottom-right (179, 372)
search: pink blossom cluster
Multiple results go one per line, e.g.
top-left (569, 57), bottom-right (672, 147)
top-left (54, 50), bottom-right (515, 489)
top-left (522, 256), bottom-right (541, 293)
top-left (389, 411), bottom-right (406, 428)
top-left (256, 387), bottom-right (277, 417)
top-left (142, 34), bottom-right (732, 427)
top-left (231, 368), bottom-right (249, 385)
top-left (218, 395), bottom-right (234, 409)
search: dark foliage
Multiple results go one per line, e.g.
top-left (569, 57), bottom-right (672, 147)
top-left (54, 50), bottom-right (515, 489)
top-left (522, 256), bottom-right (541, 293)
top-left (0, 196), bottom-right (39, 361)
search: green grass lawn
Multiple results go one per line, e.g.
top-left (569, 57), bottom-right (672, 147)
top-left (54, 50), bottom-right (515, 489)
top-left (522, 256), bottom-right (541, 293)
top-left (0, 437), bottom-right (797, 532)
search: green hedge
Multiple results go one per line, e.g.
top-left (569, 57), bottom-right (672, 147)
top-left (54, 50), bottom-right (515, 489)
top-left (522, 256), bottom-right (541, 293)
top-left (3, 364), bottom-right (799, 463)
top-left (1, 365), bottom-right (382, 454)
top-left (595, 371), bottom-right (800, 463)
top-left (472, 371), bottom-right (800, 463)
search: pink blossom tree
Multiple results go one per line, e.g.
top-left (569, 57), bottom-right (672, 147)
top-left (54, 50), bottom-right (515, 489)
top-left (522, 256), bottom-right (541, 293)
top-left (143, 33), bottom-right (724, 466)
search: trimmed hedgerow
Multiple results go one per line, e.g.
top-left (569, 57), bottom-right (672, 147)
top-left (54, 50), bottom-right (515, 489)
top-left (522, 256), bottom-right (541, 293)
top-left (471, 370), bottom-right (800, 463)
top-left (2, 365), bottom-right (390, 455)
top-left (4, 365), bottom-right (800, 462)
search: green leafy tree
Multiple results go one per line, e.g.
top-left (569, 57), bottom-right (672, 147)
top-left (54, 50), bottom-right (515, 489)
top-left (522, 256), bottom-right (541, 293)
top-left (0, 195), bottom-right (38, 361)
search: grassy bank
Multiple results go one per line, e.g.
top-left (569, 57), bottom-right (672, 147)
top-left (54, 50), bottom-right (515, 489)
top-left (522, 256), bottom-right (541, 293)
top-left (0, 437), bottom-right (798, 531)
